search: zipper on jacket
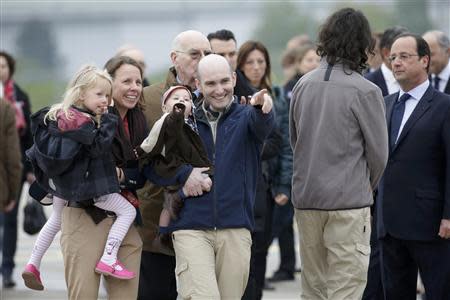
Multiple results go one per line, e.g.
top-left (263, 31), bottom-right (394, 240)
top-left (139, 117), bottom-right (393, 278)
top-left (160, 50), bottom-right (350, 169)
top-left (196, 114), bottom-right (218, 229)
top-left (211, 116), bottom-right (226, 229)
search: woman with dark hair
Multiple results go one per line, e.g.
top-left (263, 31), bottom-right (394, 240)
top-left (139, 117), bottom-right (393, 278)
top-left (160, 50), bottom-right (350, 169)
top-left (59, 56), bottom-right (148, 299)
top-left (0, 51), bottom-right (34, 288)
top-left (237, 41), bottom-right (273, 94)
top-left (237, 41), bottom-right (292, 300)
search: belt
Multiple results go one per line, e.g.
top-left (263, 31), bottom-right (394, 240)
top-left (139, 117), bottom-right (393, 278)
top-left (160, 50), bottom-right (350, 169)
top-left (65, 201), bottom-right (116, 217)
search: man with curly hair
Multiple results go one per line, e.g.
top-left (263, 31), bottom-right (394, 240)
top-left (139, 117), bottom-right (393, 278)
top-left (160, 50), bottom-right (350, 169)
top-left (289, 8), bottom-right (389, 299)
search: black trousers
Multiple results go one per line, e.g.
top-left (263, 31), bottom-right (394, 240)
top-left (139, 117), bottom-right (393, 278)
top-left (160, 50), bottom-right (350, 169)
top-left (1, 182), bottom-right (22, 277)
top-left (138, 251), bottom-right (177, 300)
top-left (380, 234), bottom-right (450, 300)
top-left (270, 201), bottom-right (295, 274)
top-left (242, 190), bottom-right (274, 300)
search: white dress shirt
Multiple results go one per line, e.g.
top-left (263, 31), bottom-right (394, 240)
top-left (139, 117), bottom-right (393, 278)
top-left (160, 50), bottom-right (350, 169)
top-left (431, 61), bottom-right (450, 92)
top-left (381, 63), bottom-right (400, 95)
top-left (396, 80), bottom-right (430, 142)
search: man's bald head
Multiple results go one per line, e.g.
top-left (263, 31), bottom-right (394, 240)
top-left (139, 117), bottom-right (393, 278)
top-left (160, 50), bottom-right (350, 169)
top-left (171, 30), bottom-right (210, 52)
top-left (116, 46), bottom-right (146, 72)
top-left (170, 30), bottom-right (211, 89)
top-left (197, 54), bottom-right (233, 80)
top-left (423, 30), bottom-right (450, 75)
top-left (196, 54), bottom-right (236, 112)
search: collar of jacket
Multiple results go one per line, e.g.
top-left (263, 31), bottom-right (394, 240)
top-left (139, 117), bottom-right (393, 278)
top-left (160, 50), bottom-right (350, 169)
top-left (319, 57), bottom-right (361, 75)
top-left (197, 96), bottom-right (236, 123)
top-left (164, 67), bottom-right (178, 90)
top-left (71, 105), bottom-right (96, 117)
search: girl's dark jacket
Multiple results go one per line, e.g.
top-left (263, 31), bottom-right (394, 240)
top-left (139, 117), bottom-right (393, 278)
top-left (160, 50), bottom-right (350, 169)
top-left (26, 106), bottom-right (120, 203)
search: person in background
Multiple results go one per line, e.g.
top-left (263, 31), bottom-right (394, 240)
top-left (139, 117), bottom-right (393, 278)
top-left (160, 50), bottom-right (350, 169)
top-left (116, 45), bottom-right (150, 87)
top-left (0, 51), bottom-right (34, 288)
top-left (284, 44), bottom-right (320, 103)
top-left (366, 32), bottom-right (383, 74)
top-left (286, 34), bottom-right (311, 51)
top-left (207, 29), bottom-right (255, 100)
top-left (281, 48), bottom-right (300, 85)
top-left (0, 99), bottom-right (22, 251)
top-left (423, 30), bottom-right (450, 94)
top-left (237, 40), bottom-right (291, 298)
top-left (290, 8), bottom-right (388, 299)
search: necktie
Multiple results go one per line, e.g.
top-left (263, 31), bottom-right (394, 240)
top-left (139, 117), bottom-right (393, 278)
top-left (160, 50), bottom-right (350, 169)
top-left (390, 93), bottom-right (410, 149)
top-left (434, 76), bottom-right (441, 91)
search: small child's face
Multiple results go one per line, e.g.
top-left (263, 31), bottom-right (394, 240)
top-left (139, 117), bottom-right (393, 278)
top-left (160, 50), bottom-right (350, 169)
top-left (79, 79), bottom-right (111, 115)
top-left (163, 89), bottom-right (193, 118)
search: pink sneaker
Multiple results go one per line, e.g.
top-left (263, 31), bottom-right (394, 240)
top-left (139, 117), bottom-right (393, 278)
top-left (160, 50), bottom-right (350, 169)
top-left (22, 263), bottom-right (44, 291)
top-left (95, 260), bottom-right (135, 280)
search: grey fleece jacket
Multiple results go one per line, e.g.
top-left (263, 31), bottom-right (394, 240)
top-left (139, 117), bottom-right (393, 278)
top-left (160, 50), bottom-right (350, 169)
top-left (289, 60), bottom-right (388, 210)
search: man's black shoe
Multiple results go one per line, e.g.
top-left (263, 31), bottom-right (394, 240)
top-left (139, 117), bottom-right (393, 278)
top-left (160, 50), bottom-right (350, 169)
top-left (3, 275), bottom-right (16, 288)
top-left (267, 270), bottom-right (295, 282)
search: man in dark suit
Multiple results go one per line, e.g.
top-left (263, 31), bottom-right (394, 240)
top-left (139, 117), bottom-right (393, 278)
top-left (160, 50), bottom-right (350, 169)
top-left (362, 26), bottom-right (409, 300)
top-left (365, 26), bottom-right (409, 97)
top-left (423, 31), bottom-right (450, 95)
top-left (377, 33), bottom-right (450, 300)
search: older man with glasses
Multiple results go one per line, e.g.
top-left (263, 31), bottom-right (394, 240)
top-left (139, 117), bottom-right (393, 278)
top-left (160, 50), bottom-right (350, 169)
top-left (137, 30), bottom-right (212, 300)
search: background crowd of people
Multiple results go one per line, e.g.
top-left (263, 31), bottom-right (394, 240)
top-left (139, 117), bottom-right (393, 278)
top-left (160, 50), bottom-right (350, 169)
top-left (1, 6), bottom-right (450, 300)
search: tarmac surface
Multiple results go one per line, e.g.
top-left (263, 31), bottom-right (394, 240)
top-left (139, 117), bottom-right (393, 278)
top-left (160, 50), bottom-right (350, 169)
top-left (2, 185), bottom-right (301, 299)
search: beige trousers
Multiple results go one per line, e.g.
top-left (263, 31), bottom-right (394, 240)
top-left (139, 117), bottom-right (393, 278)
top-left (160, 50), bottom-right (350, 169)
top-left (295, 207), bottom-right (371, 300)
top-left (172, 228), bottom-right (252, 300)
top-left (60, 207), bottom-right (142, 300)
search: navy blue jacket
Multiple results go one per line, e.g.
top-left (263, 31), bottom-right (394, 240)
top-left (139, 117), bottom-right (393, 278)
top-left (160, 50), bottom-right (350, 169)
top-left (27, 107), bottom-right (120, 202)
top-left (365, 68), bottom-right (389, 97)
top-left (146, 99), bottom-right (275, 232)
top-left (377, 86), bottom-right (450, 241)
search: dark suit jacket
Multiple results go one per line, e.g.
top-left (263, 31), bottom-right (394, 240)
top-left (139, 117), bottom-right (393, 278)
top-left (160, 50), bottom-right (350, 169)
top-left (377, 85), bottom-right (450, 241)
top-left (365, 68), bottom-right (389, 97)
top-left (444, 78), bottom-right (450, 95)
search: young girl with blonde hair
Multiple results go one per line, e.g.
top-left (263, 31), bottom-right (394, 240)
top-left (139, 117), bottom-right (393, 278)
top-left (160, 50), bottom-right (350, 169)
top-left (22, 65), bottom-right (137, 291)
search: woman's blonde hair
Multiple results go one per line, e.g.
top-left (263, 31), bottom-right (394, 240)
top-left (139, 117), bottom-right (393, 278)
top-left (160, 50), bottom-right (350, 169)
top-left (45, 65), bottom-right (112, 123)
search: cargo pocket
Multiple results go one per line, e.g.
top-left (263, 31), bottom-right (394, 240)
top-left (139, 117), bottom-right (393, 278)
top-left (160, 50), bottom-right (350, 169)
top-left (355, 242), bottom-right (370, 278)
top-left (175, 262), bottom-right (194, 299)
top-left (356, 243), bottom-right (370, 256)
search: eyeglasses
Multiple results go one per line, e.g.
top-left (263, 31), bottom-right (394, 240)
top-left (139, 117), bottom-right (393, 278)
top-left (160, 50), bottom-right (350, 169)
top-left (388, 53), bottom-right (419, 63)
top-left (176, 49), bottom-right (212, 60)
